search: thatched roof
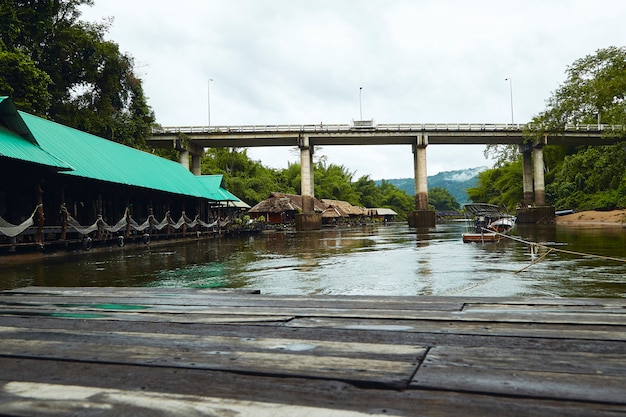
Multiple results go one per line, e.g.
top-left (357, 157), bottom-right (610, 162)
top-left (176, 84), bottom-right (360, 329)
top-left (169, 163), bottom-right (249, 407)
top-left (369, 208), bottom-right (398, 216)
top-left (321, 199), bottom-right (366, 216)
top-left (248, 192), bottom-right (326, 213)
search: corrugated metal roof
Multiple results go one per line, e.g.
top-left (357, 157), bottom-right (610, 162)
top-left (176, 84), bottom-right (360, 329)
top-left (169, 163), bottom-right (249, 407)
top-left (20, 111), bottom-right (213, 198)
top-left (0, 97), bottom-right (38, 145)
top-left (196, 175), bottom-right (241, 202)
top-left (0, 125), bottom-right (73, 170)
top-left (0, 97), bottom-right (72, 170)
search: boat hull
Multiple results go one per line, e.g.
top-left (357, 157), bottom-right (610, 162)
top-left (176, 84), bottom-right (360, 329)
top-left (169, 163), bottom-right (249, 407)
top-left (462, 232), bottom-right (501, 243)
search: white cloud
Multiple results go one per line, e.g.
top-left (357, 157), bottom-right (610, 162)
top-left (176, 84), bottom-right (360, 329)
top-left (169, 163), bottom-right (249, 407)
top-left (80, 0), bottom-right (626, 179)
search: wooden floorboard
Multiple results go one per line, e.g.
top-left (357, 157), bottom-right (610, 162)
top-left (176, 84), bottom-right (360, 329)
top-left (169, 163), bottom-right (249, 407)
top-left (0, 286), bottom-right (625, 416)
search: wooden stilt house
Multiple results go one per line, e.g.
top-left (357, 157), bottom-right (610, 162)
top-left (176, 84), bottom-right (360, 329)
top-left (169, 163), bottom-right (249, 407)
top-left (0, 97), bottom-right (242, 252)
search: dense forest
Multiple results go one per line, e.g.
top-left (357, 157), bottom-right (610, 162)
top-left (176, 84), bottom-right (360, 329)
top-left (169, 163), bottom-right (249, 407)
top-left (470, 47), bottom-right (626, 212)
top-left (2, 1), bottom-right (625, 216)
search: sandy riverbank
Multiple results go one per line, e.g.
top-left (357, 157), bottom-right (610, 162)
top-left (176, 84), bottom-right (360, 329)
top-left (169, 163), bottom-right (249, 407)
top-left (555, 209), bottom-right (626, 226)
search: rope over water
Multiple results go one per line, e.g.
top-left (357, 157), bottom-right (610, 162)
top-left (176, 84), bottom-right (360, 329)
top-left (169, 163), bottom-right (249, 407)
top-left (481, 227), bottom-right (626, 272)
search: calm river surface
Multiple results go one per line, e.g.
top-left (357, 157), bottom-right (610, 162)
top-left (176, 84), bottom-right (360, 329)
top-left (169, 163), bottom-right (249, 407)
top-left (1, 222), bottom-right (625, 297)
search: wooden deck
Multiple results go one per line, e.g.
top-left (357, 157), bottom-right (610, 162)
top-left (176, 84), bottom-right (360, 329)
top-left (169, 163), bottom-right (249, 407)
top-left (0, 287), bottom-right (625, 416)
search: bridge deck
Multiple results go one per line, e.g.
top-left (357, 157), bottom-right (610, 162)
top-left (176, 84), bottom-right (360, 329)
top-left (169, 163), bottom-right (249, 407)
top-left (1, 287), bottom-right (625, 416)
top-left (148, 123), bottom-right (625, 147)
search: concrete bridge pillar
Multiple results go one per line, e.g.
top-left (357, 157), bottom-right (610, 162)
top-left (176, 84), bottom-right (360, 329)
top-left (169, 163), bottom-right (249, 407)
top-left (179, 149), bottom-right (190, 170)
top-left (296, 135), bottom-right (321, 230)
top-left (520, 145), bottom-right (533, 206)
top-left (175, 138), bottom-right (204, 175)
top-left (516, 136), bottom-right (554, 223)
top-left (191, 155), bottom-right (202, 176)
top-left (408, 135), bottom-right (435, 228)
top-left (533, 143), bottom-right (546, 206)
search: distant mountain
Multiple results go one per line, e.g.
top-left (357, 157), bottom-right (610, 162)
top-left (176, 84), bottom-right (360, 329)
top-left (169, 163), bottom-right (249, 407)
top-left (377, 167), bottom-right (486, 206)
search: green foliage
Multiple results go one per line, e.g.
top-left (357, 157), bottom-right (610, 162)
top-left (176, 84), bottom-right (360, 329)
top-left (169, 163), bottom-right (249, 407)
top-left (0, 49), bottom-right (52, 114)
top-left (546, 144), bottom-right (626, 210)
top-left (428, 187), bottom-right (460, 211)
top-left (535, 46), bottom-right (626, 127)
top-left (353, 176), bottom-right (384, 208)
top-left (201, 148), bottom-right (296, 206)
top-left (0, 0), bottom-right (155, 148)
top-left (466, 160), bottom-right (522, 212)
top-left (201, 149), bottom-right (416, 218)
top-left (475, 47), bottom-right (626, 212)
top-left (532, 46), bottom-right (626, 210)
top-left (313, 162), bottom-right (361, 205)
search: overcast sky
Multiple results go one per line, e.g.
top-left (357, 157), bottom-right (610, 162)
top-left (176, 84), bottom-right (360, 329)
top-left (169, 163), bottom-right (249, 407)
top-left (80, 0), bottom-right (626, 179)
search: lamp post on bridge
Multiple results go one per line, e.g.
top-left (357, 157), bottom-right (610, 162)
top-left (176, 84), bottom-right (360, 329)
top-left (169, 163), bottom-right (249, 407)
top-left (208, 78), bottom-right (213, 126)
top-left (505, 78), bottom-right (514, 125)
top-left (359, 86), bottom-right (363, 120)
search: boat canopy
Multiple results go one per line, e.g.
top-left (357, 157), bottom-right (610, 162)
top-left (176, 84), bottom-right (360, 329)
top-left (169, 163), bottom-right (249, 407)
top-left (463, 203), bottom-right (502, 216)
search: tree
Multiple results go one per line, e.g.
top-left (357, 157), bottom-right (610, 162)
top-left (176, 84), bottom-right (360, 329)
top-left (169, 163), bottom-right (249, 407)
top-left (314, 162), bottom-right (361, 205)
top-left (466, 160), bottom-right (522, 212)
top-left (353, 175), bottom-right (384, 208)
top-left (532, 46), bottom-right (626, 210)
top-left (535, 46), bottom-right (626, 128)
top-left (201, 148), bottom-right (294, 206)
top-left (0, 0), bottom-right (155, 148)
top-left (0, 49), bottom-right (51, 114)
top-left (476, 47), bottom-right (626, 212)
top-left (428, 187), bottom-right (460, 211)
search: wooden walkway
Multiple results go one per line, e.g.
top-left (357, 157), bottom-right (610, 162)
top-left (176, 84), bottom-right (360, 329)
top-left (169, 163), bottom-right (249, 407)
top-left (0, 287), bottom-right (625, 416)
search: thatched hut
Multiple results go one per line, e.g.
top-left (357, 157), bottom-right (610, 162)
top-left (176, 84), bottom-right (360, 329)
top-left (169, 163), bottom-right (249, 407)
top-left (248, 192), bottom-right (325, 224)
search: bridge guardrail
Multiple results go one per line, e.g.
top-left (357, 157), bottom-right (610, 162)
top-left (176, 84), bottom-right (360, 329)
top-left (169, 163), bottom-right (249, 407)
top-left (151, 123), bottom-right (625, 135)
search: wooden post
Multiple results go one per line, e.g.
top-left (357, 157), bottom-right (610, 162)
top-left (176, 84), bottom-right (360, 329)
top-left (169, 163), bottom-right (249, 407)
top-left (35, 184), bottom-right (44, 246)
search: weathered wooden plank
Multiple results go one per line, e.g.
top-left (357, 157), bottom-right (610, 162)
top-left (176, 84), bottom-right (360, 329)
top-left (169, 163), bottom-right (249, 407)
top-left (286, 317), bottom-right (626, 341)
top-left (0, 381), bottom-right (387, 417)
top-left (2, 299), bottom-right (625, 326)
top-left (0, 325), bottom-right (423, 361)
top-left (411, 346), bottom-right (626, 404)
top-left (462, 302), bottom-right (626, 314)
top-left (1, 288), bottom-right (626, 416)
top-left (2, 357), bottom-right (625, 417)
top-left (0, 290), bottom-right (468, 311)
top-left (9, 287), bottom-right (626, 306)
top-left (0, 339), bottom-right (422, 387)
top-left (0, 323), bottom-right (425, 387)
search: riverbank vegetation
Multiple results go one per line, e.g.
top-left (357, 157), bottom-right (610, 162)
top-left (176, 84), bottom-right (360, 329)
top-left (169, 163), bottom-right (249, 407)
top-left (470, 47), bottom-right (626, 212)
top-left (201, 147), bottom-right (418, 219)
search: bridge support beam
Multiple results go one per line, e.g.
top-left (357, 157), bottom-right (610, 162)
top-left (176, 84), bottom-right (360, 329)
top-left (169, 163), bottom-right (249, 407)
top-left (191, 155), bottom-right (202, 176)
top-left (521, 146), bottom-right (534, 206)
top-left (517, 136), bottom-right (555, 224)
top-left (179, 149), bottom-right (190, 170)
top-left (175, 138), bottom-right (204, 176)
top-left (532, 143), bottom-right (546, 206)
top-left (408, 135), bottom-right (435, 228)
top-left (296, 135), bottom-right (321, 231)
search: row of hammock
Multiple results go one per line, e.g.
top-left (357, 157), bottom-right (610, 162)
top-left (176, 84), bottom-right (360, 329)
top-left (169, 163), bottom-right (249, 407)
top-left (0, 205), bottom-right (221, 237)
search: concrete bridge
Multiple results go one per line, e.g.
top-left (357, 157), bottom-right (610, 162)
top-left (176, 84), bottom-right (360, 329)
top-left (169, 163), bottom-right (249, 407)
top-left (147, 122), bottom-right (625, 229)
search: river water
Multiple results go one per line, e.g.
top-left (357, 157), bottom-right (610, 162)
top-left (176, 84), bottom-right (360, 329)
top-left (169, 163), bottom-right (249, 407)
top-left (1, 222), bottom-right (625, 297)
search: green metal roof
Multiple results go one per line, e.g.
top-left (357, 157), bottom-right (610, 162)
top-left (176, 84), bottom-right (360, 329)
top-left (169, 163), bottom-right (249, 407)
top-left (196, 175), bottom-right (240, 201)
top-left (0, 98), bottom-right (72, 170)
top-left (0, 96), bottom-right (242, 202)
top-left (18, 111), bottom-right (216, 199)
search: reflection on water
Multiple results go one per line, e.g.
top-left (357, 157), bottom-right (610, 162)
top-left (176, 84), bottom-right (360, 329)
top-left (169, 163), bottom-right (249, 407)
top-left (1, 222), bottom-right (625, 297)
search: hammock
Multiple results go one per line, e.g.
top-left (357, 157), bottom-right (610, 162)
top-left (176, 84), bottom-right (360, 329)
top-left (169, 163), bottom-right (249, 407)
top-left (66, 213), bottom-right (100, 235)
top-left (0, 205), bottom-right (41, 237)
top-left (198, 219), bottom-right (219, 228)
top-left (129, 216), bottom-right (151, 232)
top-left (151, 212), bottom-right (171, 230)
top-left (101, 216), bottom-right (128, 233)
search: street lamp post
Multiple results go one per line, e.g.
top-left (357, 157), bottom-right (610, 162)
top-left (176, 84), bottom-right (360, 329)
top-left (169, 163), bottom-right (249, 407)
top-left (359, 87), bottom-right (363, 120)
top-left (208, 78), bottom-right (213, 126)
top-left (505, 78), bottom-right (514, 125)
